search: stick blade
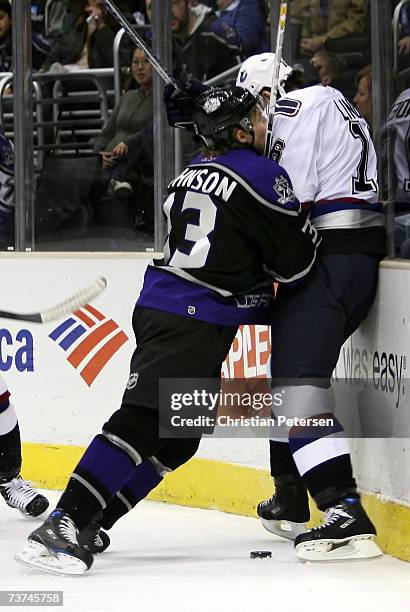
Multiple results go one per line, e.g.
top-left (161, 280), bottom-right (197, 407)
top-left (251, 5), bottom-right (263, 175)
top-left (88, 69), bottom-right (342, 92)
top-left (40, 277), bottom-right (107, 323)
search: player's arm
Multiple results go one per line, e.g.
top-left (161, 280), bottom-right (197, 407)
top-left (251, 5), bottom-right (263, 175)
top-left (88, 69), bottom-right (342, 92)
top-left (253, 203), bottom-right (321, 283)
top-left (163, 80), bottom-right (211, 132)
top-left (237, 163), bottom-right (321, 283)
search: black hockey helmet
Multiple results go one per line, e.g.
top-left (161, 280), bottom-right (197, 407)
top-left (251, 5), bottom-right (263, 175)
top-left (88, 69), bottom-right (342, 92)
top-left (192, 85), bottom-right (261, 147)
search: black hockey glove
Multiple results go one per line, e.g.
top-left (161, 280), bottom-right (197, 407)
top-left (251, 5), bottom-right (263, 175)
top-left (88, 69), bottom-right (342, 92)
top-left (163, 79), bottom-right (211, 132)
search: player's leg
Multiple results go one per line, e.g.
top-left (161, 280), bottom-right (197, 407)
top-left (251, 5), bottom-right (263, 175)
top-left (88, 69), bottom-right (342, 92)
top-left (0, 375), bottom-right (49, 517)
top-left (19, 308), bottom-right (237, 574)
top-left (257, 439), bottom-right (310, 540)
top-left (262, 254), bottom-right (382, 559)
top-left (79, 438), bottom-right (201, 553)
top-left (291, 254), bottom-right (382, 560)
top-left (257, 355), bottom-right (309, 539)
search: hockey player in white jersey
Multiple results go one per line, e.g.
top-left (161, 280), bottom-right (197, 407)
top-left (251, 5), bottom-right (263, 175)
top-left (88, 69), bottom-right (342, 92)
top-left (237, 53), bottom-right (385, 561)
top-left (386, 88), bottom-right (410, 257)
top-left (0, 131), bottom-right (49, 517)
top-left (0, 374), bottom-right (49, 517)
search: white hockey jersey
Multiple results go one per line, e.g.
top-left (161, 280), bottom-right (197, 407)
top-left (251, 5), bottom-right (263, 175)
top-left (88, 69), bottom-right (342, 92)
top-left (270, 85), bottom-right (383, 232)
top-left (386, 88), bottom-right (410, 206)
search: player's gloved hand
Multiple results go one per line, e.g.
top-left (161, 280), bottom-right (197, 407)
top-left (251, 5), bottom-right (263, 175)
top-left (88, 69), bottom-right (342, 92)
top-left (163, 79), bottom-right (211, 132)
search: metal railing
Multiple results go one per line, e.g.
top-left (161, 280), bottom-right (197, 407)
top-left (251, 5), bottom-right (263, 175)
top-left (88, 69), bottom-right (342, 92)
top-left (0, 69), bottom-right (115, 159)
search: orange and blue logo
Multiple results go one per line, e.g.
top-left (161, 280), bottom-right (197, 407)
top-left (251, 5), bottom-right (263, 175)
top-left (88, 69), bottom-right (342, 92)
top-left (48, 304), bottom-right (128, 386)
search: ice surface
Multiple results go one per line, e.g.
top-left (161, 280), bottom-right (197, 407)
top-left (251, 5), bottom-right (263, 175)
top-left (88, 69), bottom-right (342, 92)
top-left (1, 491), bottom-right (409, 612)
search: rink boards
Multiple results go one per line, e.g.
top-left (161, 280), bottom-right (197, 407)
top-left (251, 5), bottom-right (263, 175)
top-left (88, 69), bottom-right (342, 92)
top-left (0, 253), bottom-right (408, 561)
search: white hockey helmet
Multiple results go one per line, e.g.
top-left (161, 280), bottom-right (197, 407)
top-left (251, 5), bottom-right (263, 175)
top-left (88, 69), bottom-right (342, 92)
top-left (236, 53), bottom-right (293, 97)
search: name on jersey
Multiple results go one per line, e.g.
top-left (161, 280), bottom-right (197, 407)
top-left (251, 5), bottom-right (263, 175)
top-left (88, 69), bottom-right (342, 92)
top-left (388, 97), bottom-right (410, 121)
top-left (169, 167), bottom-right (237, 201)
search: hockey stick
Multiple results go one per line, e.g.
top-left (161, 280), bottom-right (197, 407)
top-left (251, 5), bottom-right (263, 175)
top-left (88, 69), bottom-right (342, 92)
top-left (101, 0), bottom-right (177, 86)
top-left (264, 0), bottom-right (289, 158)
top-left (0, 277), bottom-right (107, 323)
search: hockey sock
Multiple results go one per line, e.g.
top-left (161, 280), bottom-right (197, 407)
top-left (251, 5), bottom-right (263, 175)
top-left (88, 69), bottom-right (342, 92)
top-left (269, 440), bottom-right (301, 479)
top-left (0, 424), bottom-right (22, 483)
top-left (57, 434), bottom-right (141, 530)
top-left (101, 458), bottom-right (163, 530)
top-left (288, 414), bottom-right (357, 511)
top-left (0, 386), bottom-right (21, 483)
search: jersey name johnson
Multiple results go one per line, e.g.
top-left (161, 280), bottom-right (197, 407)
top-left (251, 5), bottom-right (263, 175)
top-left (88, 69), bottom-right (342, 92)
top-left (169, 166), bottom-right (237, 202)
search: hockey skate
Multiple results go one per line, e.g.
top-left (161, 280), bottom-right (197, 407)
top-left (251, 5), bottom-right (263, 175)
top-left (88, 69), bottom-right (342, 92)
top-left (78, 521), bottom-right (110, 554)
top-left (16, 509), bottom-right (93, 575)
top-left (295, 497), bottom-right (383, 561)
top-left (257, 476), bottom-right (310, 541)
top-left (0, 476), bottom-right (49, 517)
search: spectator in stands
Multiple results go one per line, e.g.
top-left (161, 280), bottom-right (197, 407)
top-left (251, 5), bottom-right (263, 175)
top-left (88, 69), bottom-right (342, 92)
top-left (387, 86), bottom-right (410, 258)
top-left (291, 0), bottom-right (369, 56)
top-left (353, 64), bottom-right (372, 126)
top-left (0, 0), bottom-right (11, 72)
top-left (91, 46), bottom-right (154, 230)
top-left (40, 0), bottom-right (117, 72)
top-left (215, 0), bottom-right (268, 59)
top-left (31, 1), bottom-right (69, 46)
top-left (310, 49), bottom-right (356, 98)
top-left (30, 2), bottom-right (54, 69)
top-left (393, 0), bottom-right (410, 53)
top-left (170, 0), bottom-right (240, 80)
top-left (393, 0), bottom-right (410, 74)
top-left (0, 1), bottom-right (53, 72)
top-left (311, 50), bottom-right (345, 85)
top-left (0, 127), bottom-right (14, 250)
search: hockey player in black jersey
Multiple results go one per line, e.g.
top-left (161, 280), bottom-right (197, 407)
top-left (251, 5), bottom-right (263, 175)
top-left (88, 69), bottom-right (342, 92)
top-left (17, 85), bottom-right (320, 575)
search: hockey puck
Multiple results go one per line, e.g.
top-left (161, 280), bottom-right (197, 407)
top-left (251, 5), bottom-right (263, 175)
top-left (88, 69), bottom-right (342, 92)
top-left (250, 550), bottom-right (272, 559)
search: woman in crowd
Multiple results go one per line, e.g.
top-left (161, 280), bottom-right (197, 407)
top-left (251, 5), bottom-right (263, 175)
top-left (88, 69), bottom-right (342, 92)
top-left (91, 46), bottom-right (154, 230)
top-left (40, 0), bottom-right (117, 72)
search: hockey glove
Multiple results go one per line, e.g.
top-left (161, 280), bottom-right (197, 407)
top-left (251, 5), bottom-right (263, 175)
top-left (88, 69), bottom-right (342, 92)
top-left (163, 79), bottom-right (211, 132)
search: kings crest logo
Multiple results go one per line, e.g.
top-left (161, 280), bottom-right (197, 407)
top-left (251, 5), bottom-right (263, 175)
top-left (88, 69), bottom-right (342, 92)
top-left (273, 175), bottom-right (295, 206)
top-left (203, 96), bottom-right (222, 114)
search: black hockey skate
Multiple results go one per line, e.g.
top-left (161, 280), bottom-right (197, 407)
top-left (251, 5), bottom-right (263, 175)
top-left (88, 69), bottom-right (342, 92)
top-left (0, 476), bottom-right (49, 517)
top-left (257, 475), bottom-right (310, 541)
top-left (16, 509), bottom-right (93, 575)
top-left (294, 496), bottom-right (383, 561)
top-left (78, 521), bottom-right (111, 554)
